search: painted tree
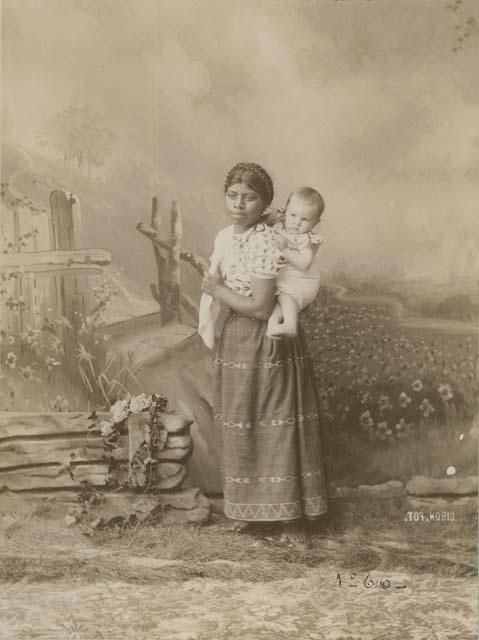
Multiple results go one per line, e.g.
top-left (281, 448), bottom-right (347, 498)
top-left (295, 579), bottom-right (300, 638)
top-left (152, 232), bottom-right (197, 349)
top-left (36, 105), bottom-right (115, 178)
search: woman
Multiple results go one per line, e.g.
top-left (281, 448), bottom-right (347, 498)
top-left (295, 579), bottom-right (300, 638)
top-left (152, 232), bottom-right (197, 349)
top-left (201, 162), bottom-right (328, 533)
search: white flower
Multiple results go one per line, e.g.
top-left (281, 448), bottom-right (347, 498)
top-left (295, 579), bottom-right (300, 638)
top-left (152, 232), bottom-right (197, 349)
top-left (5, 351), bottom-right (17, 369)
top-left (129, 394), bottom-right (152, 415)
top-left (412, 379), bottom-right (423, 392)
top-left (420, 398), bottom-right (435, 418)
top-left (100, 420), bottom-right (114, 436)
top-left (438, 383), bottom-right (453, 402)
top-left (110, 399), bottom-right (130, 423)
top-left (398, 392), bottom-right (412, 408)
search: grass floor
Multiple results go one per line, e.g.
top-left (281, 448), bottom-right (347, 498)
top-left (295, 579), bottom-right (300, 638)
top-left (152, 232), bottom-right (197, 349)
top-left (0, 491), bottom-right (476, 585)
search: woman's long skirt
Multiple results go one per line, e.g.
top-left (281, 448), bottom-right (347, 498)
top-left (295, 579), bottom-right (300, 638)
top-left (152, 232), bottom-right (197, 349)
top-left (214, 311), bottom-right (328, 522)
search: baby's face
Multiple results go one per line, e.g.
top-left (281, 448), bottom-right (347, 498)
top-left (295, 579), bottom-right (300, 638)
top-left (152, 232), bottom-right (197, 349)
top-left (284, 196), bottom-right (319, 234)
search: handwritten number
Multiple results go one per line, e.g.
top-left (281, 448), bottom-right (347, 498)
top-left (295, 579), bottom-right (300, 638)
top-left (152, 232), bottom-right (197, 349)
top-left (336, 573), bottom-right (342, 587)
top-left (363, 572), bottom-right (375, 589)
top-left (380, 578), bottom-right (391, 589)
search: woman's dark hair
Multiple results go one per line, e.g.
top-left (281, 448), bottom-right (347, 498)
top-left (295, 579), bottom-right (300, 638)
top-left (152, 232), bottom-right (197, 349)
top-left (224, 162), bottom-right (274, 206)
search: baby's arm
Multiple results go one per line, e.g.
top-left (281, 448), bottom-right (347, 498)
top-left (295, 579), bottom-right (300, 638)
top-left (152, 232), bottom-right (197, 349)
top-left (281, 244), bottom-right (318, 271)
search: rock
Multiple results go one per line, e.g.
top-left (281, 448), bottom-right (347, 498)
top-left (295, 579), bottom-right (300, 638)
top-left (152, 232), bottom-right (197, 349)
top-left (157, 447), bottom-right (191, 462)
top-left (158, 487), bottom-right (210, 511)
top-left (406, 476), bottom-right (478, 496)
top-left (406, 496), bottom-right (477, 512)
top-left (208, 496), bottom-right (225, 515)
top-left (73, 487), bottom-right (211, 529)
top-left (166, 434), bottom-right (192, 449)
top-left (334, 481), bottom-right (404, 499)
top-left (357, 480), bottom-right (404, 498)
top-left (160, 504), bottom-right (210, 526)
top-left (151, 463), bottom-right (187, 490)
top-left (335, 486), bottom-right (358, 498)
top-left (65, 515), bottom-right (77, 526)
top-left (161, 411), bottom-right (193, 434)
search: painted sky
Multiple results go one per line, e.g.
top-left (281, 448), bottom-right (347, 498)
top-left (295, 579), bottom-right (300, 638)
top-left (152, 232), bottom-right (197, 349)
top-left (2, 0), bottom-right (479, 279)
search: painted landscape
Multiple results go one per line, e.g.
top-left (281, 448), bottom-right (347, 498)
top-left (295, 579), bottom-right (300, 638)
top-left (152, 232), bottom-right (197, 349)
top-left (1, 1), bottom-right (478, 638)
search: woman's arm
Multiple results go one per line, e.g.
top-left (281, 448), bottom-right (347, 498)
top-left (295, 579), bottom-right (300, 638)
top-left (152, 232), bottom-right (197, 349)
top-left (202, 272), bottom-right (276, 321)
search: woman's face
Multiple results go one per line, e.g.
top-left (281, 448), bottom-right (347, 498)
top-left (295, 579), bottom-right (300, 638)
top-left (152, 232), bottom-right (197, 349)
top-left (225, 182), bottom-right (265, 230)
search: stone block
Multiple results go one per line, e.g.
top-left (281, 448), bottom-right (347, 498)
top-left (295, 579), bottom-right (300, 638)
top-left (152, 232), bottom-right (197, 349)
top-left (406, 476), bottom-right (478, 496)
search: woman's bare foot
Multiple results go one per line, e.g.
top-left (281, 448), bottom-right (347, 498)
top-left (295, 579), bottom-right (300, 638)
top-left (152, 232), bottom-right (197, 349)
top-left (226, 520), bottom-right (253, 532)
top-left (278, 520), bottom-right (310, 545)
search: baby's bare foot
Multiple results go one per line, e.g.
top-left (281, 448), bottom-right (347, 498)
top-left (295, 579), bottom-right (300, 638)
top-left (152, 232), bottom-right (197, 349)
top-left (267, 323), bottom-right (297, 338)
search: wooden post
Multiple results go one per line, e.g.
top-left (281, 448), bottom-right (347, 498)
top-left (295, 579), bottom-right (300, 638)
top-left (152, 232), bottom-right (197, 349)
top-left (168, 201), bottom-right (182, 324)
top-left (144, 198), bottom-right (182, 325)
top-left (137, 197), bottom-right (208, 325)
top-left (149, 196), bottom-right (166, 310)
top-left (49, 190), bottom-right (86, 330)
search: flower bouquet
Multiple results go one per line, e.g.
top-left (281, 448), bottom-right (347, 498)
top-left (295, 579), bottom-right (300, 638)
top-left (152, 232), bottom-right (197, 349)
top-left (99, 393), bottom-right (170, 489)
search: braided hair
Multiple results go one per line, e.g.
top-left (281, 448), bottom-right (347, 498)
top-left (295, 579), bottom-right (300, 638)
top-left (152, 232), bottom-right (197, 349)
top-left (224, 162), bottom-right (274, 207)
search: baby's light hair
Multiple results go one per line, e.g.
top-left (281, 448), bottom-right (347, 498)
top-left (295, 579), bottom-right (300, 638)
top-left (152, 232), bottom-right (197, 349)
top-left (286, 187), bottom-right (325, 222)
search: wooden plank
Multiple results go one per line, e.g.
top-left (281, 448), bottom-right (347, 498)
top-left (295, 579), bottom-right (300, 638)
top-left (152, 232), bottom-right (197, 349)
top-left (50, 190), bottom-right (75, 250)
top-left (35, 215), bottom-right (51, 251)
top-left (0, 460), bottom-right (188, 492)
top-left (0, 436), bottom-right (127, 469)
top-left (0, 463), bottom-right (109, 491)
top-left (0, 411), bottom-right (191, 439)
top-left (1, 249), bottom-right (111, 271)
top-left (0, 412), bottom-right (108, 440)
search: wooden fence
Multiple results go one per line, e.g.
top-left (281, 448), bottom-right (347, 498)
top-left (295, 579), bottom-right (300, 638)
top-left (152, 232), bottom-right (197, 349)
top-left (137, 197), bottom-right (208, 325)
top-left (1, 188), bottom-right (111, 336)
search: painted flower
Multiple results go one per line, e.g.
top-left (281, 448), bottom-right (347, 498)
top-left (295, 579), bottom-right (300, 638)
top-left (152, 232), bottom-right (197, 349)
top-left (47, 335), bottom-right (64, 355)
top-left (394, 418), bottom-right (414, 440)
top-left (360, 410), bottom-right (374, 430)
top-left (361, 392), bottom-right (371, 405)
top-left (376, 421), bottom-right (392, 440)
top-left (5, 352), bottom-right (17, 369)
top-left (420, 398), bottom-right (435, 418)
top-left (412, 379), bottom-right (423, 392)
top-left (398, 392), bottom-right (412, 408)
top-left (19, 365), bottom-right (39, 381)
top-left (378, 394), bottom-right (393, 412)
top-left (45, 356), bottom-right (61, 371)
top-left (438, 383), bottom-right (453, 402)
top-left (51, 395), bottom-right (70, 412)
top-left (20, 327), bottom-right (41, 344)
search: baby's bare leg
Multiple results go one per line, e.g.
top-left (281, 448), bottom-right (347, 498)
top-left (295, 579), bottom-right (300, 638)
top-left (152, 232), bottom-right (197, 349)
top-left (266, 302), bottom-right (284, 338)
top-left (267, 292), bottom-right (299, 337)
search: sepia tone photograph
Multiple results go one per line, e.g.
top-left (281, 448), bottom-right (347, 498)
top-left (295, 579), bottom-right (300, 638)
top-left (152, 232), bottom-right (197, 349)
top-left (0, 0), bottom-right (478, 638)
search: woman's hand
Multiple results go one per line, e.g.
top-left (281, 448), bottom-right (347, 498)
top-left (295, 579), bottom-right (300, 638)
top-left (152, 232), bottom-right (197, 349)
top-left (201, 268), bottom-right (223, 297)
top-left (273, 231), bottom-right (289, 251)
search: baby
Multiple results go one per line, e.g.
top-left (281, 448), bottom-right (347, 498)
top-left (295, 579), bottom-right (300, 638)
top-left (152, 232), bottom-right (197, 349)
top-left (266, 186), bottom-right (325, 338)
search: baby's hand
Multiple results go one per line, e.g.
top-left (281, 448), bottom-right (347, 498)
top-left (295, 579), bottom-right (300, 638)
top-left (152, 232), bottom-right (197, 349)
top-left (263, 207), bottom-right (285, 226)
